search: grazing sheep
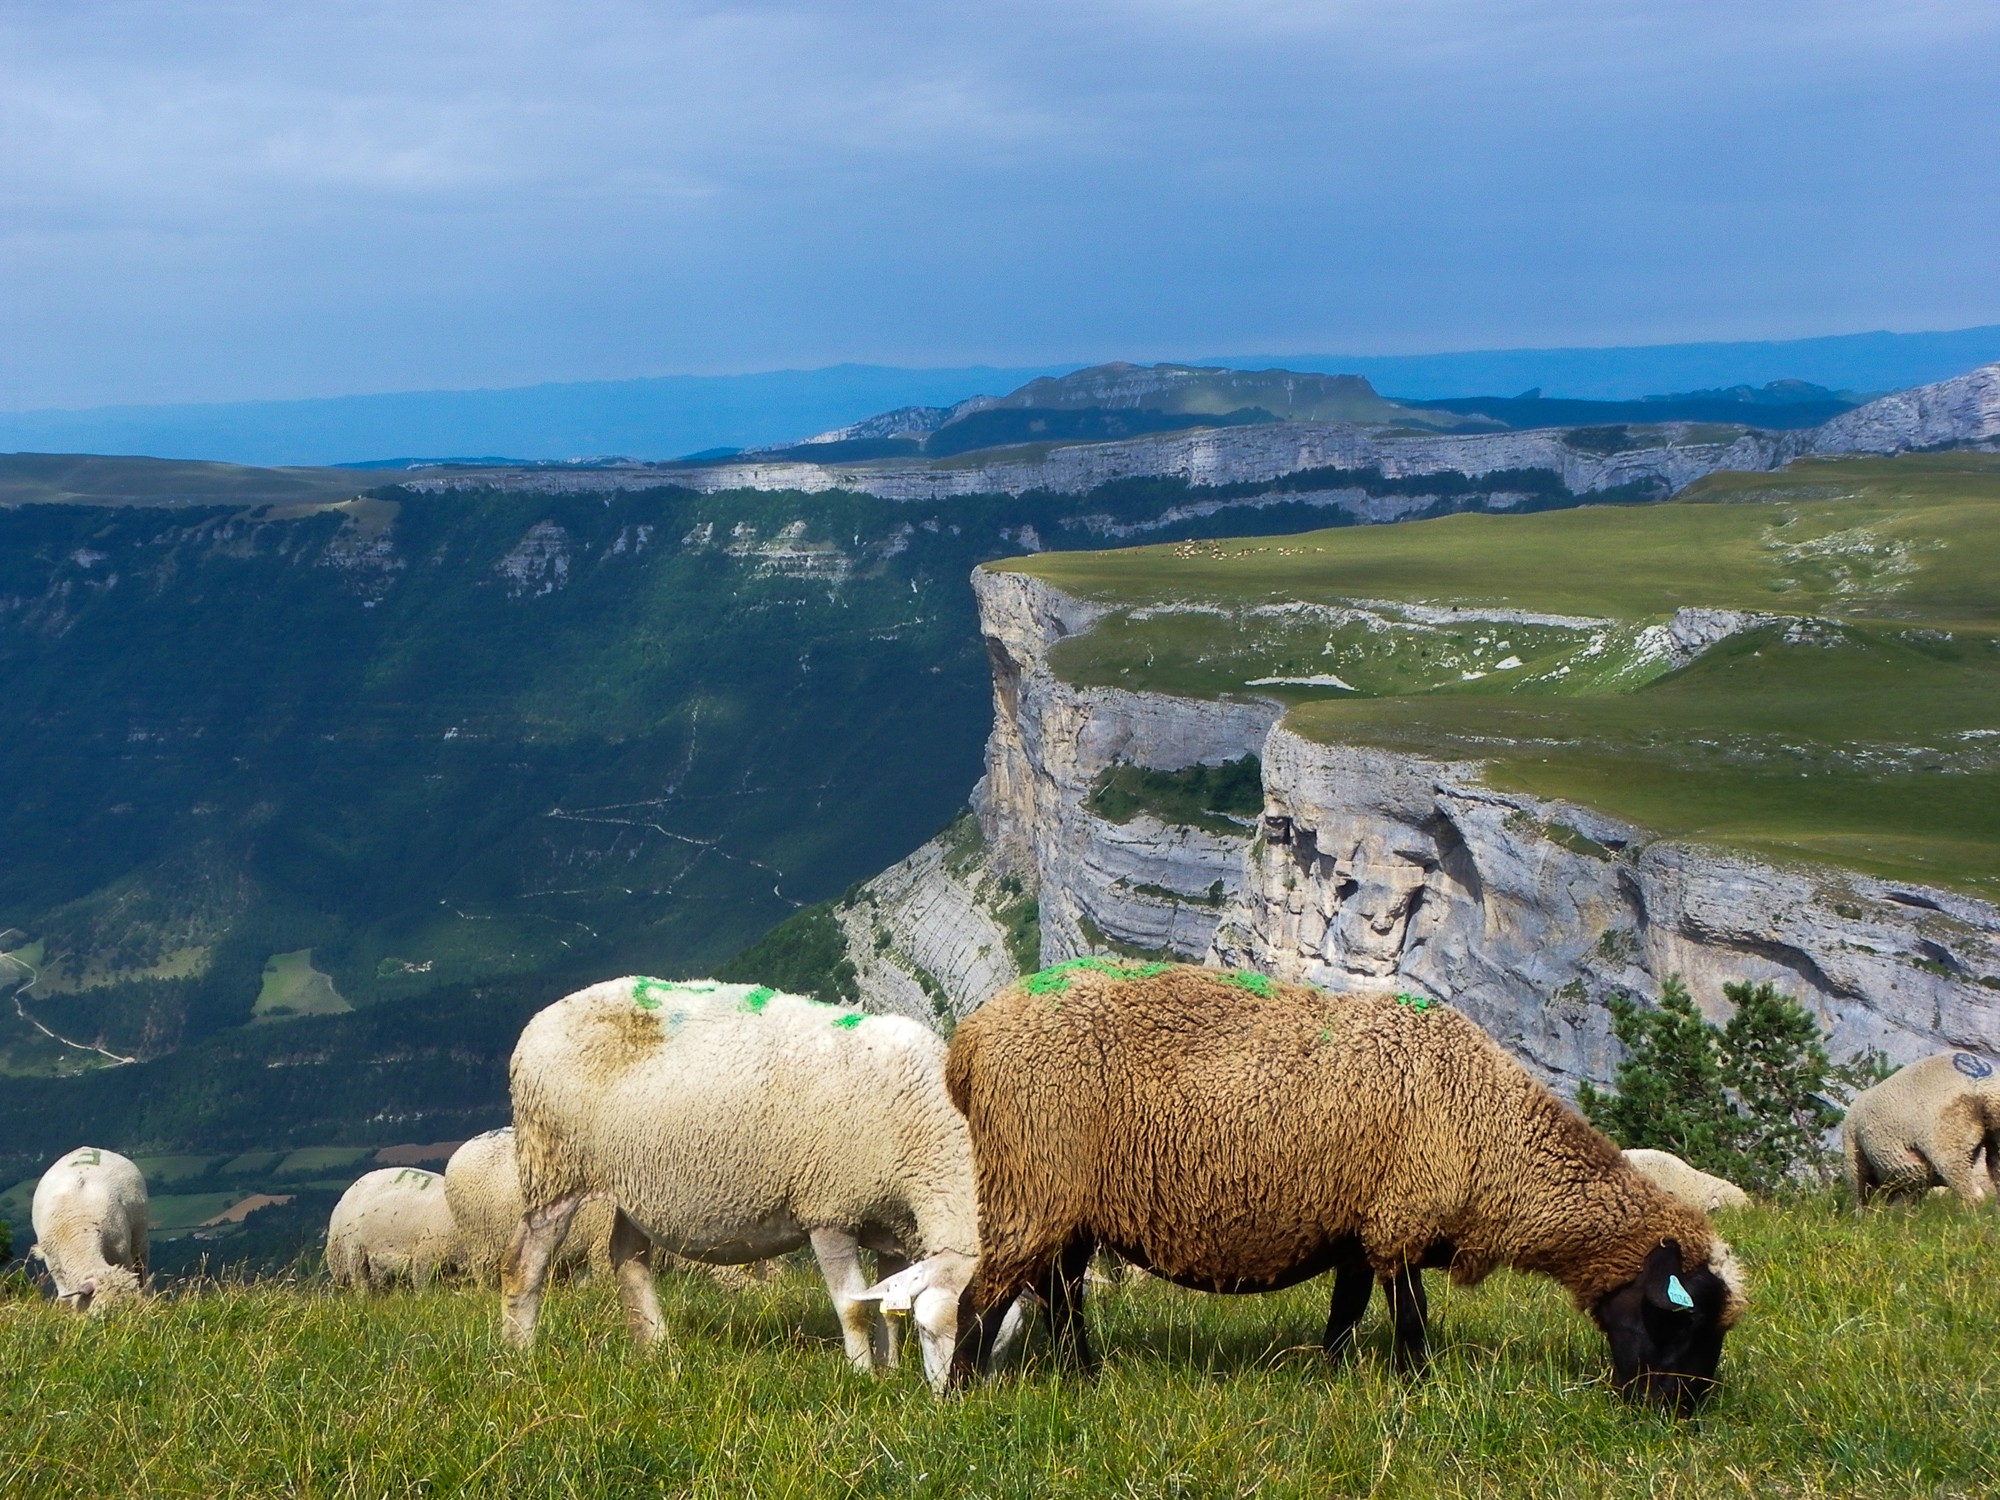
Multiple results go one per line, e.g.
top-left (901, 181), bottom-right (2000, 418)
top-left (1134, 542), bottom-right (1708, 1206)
top-left (445, 1129), bottom-right (616, 1284)
top-left (1844, 1051), bottom-right (2000, 1206)
top-left (29, 1147), bottom-right (148, 1313)
top-left (446, 1127), bottom-right (770, 1290)
top-left (325, 1167), bottom-right (464, 1289)
top-left (947, 960), bottom-right (1746, 1413)
top-left (1622, 1149), bottom-right (1753, 1213)
top-left (502, 976), bottom-right (1001, 1392)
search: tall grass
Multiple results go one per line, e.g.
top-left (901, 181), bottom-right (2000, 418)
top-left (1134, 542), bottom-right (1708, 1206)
top-left (4, 1201), bottom-right (1995, 1498)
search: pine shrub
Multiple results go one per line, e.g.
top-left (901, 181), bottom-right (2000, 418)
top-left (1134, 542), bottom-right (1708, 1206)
top-left (1577, 975), bottom-right (1887, 1195)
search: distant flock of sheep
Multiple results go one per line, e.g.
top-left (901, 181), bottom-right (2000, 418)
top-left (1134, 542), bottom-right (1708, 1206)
top-left (23, 960), bottom-right (2000, 1416)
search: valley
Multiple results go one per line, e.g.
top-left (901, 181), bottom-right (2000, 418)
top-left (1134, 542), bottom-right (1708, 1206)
top-left (2, 359), bottom-right (1997, 1250)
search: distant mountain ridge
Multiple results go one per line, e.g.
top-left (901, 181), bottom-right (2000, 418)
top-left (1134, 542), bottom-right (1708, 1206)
top-left (412, 361), bottom-right (2000, 513)
top-left (772, 364), bottom-right (1484, 461)
top-left (6, 325), bottom-right (1999, 467)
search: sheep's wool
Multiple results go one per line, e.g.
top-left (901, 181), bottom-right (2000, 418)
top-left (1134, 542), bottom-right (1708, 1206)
top-left (326, 1166), bottom-right (463, 1288)
top-left (30, 1146), bottom-right (149, 1311)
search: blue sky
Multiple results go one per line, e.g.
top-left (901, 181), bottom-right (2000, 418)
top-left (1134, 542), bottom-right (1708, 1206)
top-left (4, 1), bottom-right (1998, 409)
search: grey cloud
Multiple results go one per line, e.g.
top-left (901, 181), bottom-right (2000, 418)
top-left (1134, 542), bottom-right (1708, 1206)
top-left (2, 0), bottom-right (1996, 406)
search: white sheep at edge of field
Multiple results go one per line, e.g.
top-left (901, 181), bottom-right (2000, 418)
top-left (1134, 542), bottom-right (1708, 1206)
top-left (30, 1146), bottom-right (149, 1313)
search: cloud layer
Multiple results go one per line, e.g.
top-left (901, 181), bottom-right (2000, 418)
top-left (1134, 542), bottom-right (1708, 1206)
top-left (4, 1), bottom-right (1997, 406)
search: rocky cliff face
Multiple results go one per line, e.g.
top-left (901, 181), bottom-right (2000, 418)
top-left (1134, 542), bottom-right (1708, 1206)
top-left (953, 571), bottom-right (2000, 1091)
top-left (1804, 362), bottom-right (2000, 455)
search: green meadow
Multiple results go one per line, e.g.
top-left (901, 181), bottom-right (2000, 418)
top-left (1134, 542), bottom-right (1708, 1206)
top-left (1011, 454), bottom-right (2000, 898)
top-left (252, 950), bottom-right (353, 1022)
top-left (3, 1201), bottom-right (1994, 1498)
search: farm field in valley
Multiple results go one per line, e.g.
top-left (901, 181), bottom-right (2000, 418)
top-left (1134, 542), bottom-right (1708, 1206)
top-left (1017, 453), bottom-right (2000, 898)
top-left (2, 1202), bottom-right (1994, 1498)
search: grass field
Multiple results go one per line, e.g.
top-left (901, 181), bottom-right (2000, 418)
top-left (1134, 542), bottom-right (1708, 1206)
top-left (3, 1201), bottom-right (1994, 1498)
top-left (251, 950), bottom-right (352, 1022)
top-left (1011, 454), bottom-right (2000, 897)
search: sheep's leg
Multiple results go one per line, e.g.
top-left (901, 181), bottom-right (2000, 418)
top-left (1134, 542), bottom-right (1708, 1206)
top-left (1845, 1128), bottom-right (1876, 1210)
top-left (501, 1193), bottom-right (582, 1347)
top-left (608, 1209), bottom-right (666, 1345)
top-left (1043, 1238), bottom-right (1098, 1375)
top-left (871, 1251), bottom-right (909, 1369)
top-left (1925, 1111), bottom-right (1993, 1204)
top-left (950, 1294), bottom-right (1020, 1387)
top-left (1322, 1262), bottom-right (1374, 1364)
top-left (1382, 1264), bottom-right (1428, 1376)
top-left (810, 1228), bottom-right (881, 1374)
top-left (951, 1227), bottom-right (1064, 1386)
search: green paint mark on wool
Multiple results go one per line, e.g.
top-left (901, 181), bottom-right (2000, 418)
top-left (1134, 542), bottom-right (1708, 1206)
top-left (832, 1012), bottom-right (864, 1030)
top-left (1022, 956), bottom-right (1173, 996)
top-left (741, 987), bottom-right (775, 1013)
top-left (635, 976), bottom-right (723, 1011)
top-left (1222, 970), bottom-right (1275, 996)
top-left (1394, 992), bottom-right (1436, 1012)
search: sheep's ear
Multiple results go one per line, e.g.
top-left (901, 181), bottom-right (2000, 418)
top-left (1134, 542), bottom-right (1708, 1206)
top-left (1640, 1241), bottom-right (1694, 1313)
top-left (853, 1260), bottom-right (938, 1314)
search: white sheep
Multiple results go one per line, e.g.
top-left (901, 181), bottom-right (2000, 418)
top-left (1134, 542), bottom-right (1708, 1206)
top-left (1622, 1149), bottom-right (1752, 1213)
top-left (1845, 1051), bottom-right (2000, 1205)
top-left (325, 1166), bottom-right (464, 1288)
top-left (501, 976), bottom-right (1008, 1391)
top-left (445, 1127), bottom-right (770, 1290)
top-left (445, 1128), bottom-right (615, 1284)
top-left (29, 1146), bottom-right (149, 1312)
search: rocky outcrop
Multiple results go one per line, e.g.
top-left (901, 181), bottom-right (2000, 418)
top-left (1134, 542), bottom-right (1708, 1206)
top-left (1801, 362), bottom-right (2000, 455)
top-left (417, 421), bottom-right (1785, 504)
top-left (952, 570), bottom-right (2000, 1092)
top-left (835, 825), bottom-right (1028, 1026)
top-left (971, 570), bottom-right (1279, 966)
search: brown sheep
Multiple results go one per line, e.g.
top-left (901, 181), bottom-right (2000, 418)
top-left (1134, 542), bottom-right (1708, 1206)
top-left (946, 960), bottom-right (1746, 1414)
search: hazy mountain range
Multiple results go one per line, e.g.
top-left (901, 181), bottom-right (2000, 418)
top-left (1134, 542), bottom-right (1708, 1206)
top-left (5, 325), bottom-right (1998, 468)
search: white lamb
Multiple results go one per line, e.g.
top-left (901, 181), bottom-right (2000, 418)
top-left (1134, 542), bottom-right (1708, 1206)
top-left (1622, 1148), bottom-right (1753, 1213)
top-left (325, 1166), bottom-right (464, 1288)
top-left (1845, 1051), bottom-right (2000, 1205)
top-left (29, 1146), bottom-right (149, 1312)
top-left (502, 976), bottom-right (1009, 1391)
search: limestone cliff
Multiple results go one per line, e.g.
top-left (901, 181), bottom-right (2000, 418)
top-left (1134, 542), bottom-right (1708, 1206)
top-left (947, 570), bottom-right (2000, 1091)
top-left (404, 363), bottom-right (2000, 507)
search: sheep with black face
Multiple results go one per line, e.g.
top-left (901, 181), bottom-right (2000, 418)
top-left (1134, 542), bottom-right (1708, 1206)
top-left (943, 961), bottom-right (1746, 1414)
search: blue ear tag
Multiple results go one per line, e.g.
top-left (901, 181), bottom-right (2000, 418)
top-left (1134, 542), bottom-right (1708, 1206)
top-left (1666, 1274), bottom-right (1694, 1309)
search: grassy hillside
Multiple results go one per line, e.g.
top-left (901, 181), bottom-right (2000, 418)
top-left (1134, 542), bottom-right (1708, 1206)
top-left (1010, 453), bottom-right (2000, 898)
top-left (0, 452), bottom-right (370, 508)
top-left (3, 1201), bottom-right (1994, 1498)
top-left (0, 484), bottom-right (1005, 1079)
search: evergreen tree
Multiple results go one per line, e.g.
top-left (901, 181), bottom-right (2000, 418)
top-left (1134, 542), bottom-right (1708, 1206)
top-left (1578, 977), bottom-right (1740, 1172)
top-left (1578, 972), bottom-right (1886, 1194)
top-left (1719, 980), bottom-right (1844, 1190)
